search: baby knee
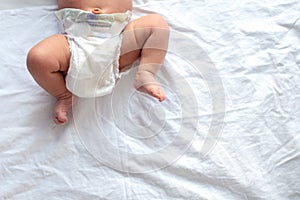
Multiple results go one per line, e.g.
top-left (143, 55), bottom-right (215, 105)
top-left (148, 14), bottom-right (169, 29)
top-left (26, 46), bottom-right (48, 73)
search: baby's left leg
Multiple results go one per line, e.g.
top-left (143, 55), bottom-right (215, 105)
top-left (119, 14), bottom-right (170, 102)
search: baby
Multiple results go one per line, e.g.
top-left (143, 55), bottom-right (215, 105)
top-left (26, 0), bottom-right (169, 124)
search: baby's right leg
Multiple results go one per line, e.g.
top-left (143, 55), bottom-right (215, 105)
top-left (27, 34), bottom-right (73, 124)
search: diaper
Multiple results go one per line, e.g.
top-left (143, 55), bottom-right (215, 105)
top-left (55, 8), bottom-right (131, 98)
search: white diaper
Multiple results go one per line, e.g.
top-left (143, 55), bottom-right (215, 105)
top-left (55, 8), bottom-right (131, 98)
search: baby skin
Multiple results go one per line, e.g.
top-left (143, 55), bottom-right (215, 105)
top-left (26, 0), bottom-right (169, 124)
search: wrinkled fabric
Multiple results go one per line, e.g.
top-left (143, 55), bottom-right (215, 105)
top-left (0, 0), bottom-right (299, 200)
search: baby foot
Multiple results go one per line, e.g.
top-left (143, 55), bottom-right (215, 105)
top-left (134, 71), bottom-right (166, 102)
top-left (53, 94), bottom-right (74, 125)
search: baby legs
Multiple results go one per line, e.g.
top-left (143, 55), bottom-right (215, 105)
top-left (119, 14), bottom-right (170, 102)
top-left (27, 34), bottom-right (73, 124)
top-left (27, 14), bottom-right (170, 125)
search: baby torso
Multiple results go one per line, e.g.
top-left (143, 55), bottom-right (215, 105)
top-left (58, 0), bottom-right (132, 14)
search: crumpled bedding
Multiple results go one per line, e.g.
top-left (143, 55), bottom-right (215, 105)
top-left (0, 0), bottom-right (299, 199)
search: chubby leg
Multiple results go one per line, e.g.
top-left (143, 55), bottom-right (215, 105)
top-left (119, 14), bottom-right (169, 102)
top-left (27, 34), bottom-right (73, 124)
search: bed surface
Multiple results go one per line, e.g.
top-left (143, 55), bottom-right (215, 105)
top-left (0, 0), bottom-right (56, 10)
top-left (0, 0), bottom-right (299, 199)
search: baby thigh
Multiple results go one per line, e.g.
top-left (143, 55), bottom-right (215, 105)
top-left (27, 34), bottom-right (71, 74)
top-left (118, 14), bottom-right (169, 69)
top-left (27, 34), bottom-right (71, 97)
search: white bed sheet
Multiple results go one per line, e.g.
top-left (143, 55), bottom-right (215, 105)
top-left (0, 0), bottom-right (300, 199)
top-left (0, 0), bottom-right (56, 10)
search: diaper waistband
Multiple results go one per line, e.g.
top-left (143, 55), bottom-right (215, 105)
top-left (56, 8), bottom-right (131, 23)
top-left (55, 8), bottom-right (132, 38)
